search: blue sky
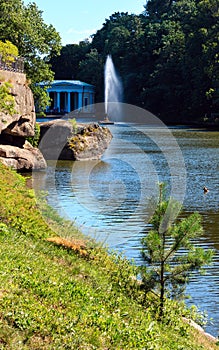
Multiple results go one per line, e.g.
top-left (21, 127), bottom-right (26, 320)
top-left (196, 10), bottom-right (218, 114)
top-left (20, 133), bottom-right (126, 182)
top-left (23, 0), bottom-right (146, 45)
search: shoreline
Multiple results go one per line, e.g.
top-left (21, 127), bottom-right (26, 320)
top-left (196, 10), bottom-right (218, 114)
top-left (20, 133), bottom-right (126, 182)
top-left (37, 114), bottom-right (219, 131)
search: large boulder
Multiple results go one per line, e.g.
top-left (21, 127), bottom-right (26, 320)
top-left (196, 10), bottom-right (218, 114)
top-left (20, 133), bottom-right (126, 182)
top-left (66, 122), bottom-right (113, 161)
top-left (39, 119), bottom-right (113, 161)
top-left (0, 70), bottom-right (46, 171)
top-left (0, 140), bottom-right (47, 171)
top-left (0, 70), bottom-right (35, 137)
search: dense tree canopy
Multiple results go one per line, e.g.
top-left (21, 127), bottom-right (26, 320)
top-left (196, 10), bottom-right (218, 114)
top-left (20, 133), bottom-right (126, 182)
top-left (1, 0), bottom-right (217, 122)
top-left (50, 0), bottom-right (219, 123)
top-left (0, 0), bottom-right (62, 112)
top-left (49, 41), bottom-right (91, 80)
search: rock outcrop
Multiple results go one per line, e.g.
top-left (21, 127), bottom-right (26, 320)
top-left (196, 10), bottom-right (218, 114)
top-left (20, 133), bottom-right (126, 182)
top-left (0, 71), bottom-right (35, 137)
top-left (0, 140), bottom-right (47, 171)
top-left (39, 119), bottom-right (113, 161)
top-left (0, 70), bottom-right (46, 171)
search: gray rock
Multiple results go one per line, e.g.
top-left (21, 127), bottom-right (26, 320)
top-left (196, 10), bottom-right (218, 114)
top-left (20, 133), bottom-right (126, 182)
top-left (0, 71), bottom-right (35, 137)
top-left (0, 141), bottom-right (47, 171)
top-left (0, 70), bottom-right (47, 171)
top-left (39, 119), bottom-right (113, 161)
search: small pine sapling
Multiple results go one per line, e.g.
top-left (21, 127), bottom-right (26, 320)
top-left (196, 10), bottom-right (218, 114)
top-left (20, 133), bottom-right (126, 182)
top-left (140, 183), bottom-right (214, 318)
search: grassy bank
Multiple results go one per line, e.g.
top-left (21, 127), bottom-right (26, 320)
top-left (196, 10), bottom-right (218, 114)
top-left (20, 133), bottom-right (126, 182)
top-left (0, 163), bottom-right (218, 349)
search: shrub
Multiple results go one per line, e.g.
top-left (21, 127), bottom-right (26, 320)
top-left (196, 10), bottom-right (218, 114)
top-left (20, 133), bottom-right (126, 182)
top-left (26, 122), bottom-right (41, 148)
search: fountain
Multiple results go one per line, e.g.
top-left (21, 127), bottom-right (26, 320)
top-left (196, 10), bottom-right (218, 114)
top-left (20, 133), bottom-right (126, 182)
top-left (99, 55), bottom-right (123, 124)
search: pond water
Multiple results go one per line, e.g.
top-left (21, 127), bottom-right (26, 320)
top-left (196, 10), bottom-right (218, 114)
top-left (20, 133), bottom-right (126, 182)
top-left (33, 123), bottom-right (219, 337)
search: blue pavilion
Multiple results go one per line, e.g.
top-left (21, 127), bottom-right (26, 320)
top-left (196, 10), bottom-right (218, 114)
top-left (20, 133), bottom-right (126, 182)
top-left (39, 80), bottom-right (95, 114)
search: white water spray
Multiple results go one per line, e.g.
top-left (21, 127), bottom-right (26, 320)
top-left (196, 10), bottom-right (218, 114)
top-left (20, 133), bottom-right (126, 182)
top-left (104, 55), bottom-right (123, 120)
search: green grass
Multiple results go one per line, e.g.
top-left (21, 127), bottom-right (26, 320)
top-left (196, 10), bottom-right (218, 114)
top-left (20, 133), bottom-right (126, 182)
top-left (0, 163), bottom-right (218, 349)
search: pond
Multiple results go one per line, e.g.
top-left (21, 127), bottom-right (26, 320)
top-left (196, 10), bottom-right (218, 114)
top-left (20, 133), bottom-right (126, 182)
top-left (33, 123), bottom-right (219, 337)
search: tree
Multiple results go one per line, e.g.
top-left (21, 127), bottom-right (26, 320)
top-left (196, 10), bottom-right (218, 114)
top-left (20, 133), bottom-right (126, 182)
top-left (190, 0), bottom-right (219, 117)
top-left (139, 19), bottom-right (186, 121)
top-left (0, 0), bottom-right (62, 112)
top-left (144, 0), bottom-right (174, 20)
top-left (46, 0), bottom-right (219, 122)
top-left (49, 41), bottom-right (91, 80)
top-left (140, 183), bottom-right (213, 318)
top-left (78, 49), bottom-right (104, 102)
top-left (0, 40), bottom-right (18, 62)
top-left (140, 0), bottom-right (219, 122)
top-left (90, 12), bottom-right (148, 104)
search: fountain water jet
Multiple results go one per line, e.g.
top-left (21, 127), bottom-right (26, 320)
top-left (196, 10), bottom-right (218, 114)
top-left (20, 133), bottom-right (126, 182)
top-left (104, 55), bottom-right (123, 122)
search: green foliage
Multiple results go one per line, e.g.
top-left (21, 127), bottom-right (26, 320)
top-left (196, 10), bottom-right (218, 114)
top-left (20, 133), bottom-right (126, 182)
top-left (68, 118), bottom-right (78, 133)
top-left (0, 79), bottom-right (16, 115)
top-left (26, 122), bottom-right (41, 148)
top-left (0, 39), bottom-right (18, 62)
top-left (49, 40), bottom-right (91, 80)
top-left (0, 162), bottom-right (52, 238)
top-left (78, 48), bottom-right (104, 101)
top-left (0, 0), bottom-right (62, 112)
top-left (0, 222), bottom-right (10, 235)
top-left (51, 3), bottom-right (219, 122)
top-left (31, 81), bottom-right (52, 114)
top-left (140, 183), bottom-right (214, 317)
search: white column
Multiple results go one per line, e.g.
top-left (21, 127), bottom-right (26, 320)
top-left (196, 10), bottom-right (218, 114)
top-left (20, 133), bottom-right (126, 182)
top-left (67, 92), bottom-right (71, 112)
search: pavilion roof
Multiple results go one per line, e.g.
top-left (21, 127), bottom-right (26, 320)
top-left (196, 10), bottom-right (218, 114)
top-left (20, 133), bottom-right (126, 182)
top-left (39, 80), bottom-right (94, 87)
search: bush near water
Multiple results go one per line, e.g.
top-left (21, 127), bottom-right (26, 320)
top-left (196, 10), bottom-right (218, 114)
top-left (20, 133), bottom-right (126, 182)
top-left (0, 162), bottom-right (218, 349)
